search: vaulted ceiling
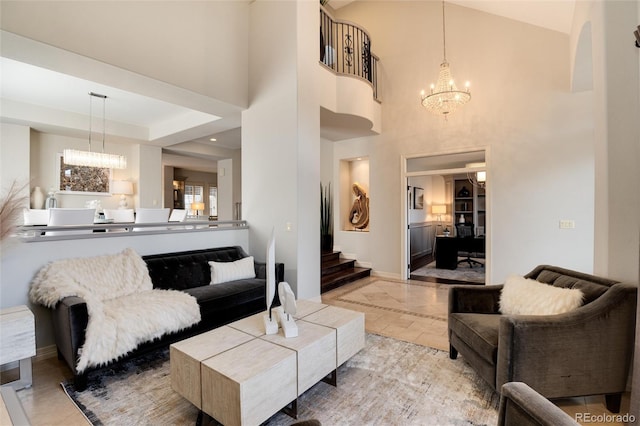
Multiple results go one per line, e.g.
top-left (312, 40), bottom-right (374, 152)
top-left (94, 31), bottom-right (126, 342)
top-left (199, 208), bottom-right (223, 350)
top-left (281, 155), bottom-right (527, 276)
top-left (1, 1), bottom-right (576, 171)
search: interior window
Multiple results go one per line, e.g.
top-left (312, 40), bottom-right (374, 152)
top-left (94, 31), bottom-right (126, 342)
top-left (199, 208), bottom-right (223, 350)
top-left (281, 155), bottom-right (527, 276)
top-left (185, 183), bottom-right (204, 217)
top-left (209, 186), bottom-right (218, 218)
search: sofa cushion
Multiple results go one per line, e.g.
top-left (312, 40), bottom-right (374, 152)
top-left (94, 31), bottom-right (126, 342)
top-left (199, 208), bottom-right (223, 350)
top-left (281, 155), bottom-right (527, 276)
top-left (184, 278), bottom-right (265, 321)
top-left (209, 256), bottom-right (256, 284)
top-left (144, 246), bottom-right (250, 290)
top-left (500, 275), bottom-right (583, 315)
top-left (449, 313), bottom-right (501, 364)
top-left (535, 270), bottom-right (608, 305)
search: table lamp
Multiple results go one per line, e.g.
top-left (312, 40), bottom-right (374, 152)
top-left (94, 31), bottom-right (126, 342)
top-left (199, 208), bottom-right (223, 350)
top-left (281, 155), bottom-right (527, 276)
top-left (111, 180), bottom-right (133, 209)
top-left (191, 202), bottom-right (205, 219)
top-left (431, 204), bottom-right (448, 235)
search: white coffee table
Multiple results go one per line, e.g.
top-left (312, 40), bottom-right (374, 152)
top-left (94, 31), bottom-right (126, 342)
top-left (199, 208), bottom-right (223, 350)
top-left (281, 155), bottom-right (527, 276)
top-left (170, 301), bottom-right (365, 426)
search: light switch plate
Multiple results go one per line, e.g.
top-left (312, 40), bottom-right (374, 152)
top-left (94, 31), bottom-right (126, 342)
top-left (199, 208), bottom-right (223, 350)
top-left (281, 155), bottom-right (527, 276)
top-left (559, 220), bottom-right (575, 229)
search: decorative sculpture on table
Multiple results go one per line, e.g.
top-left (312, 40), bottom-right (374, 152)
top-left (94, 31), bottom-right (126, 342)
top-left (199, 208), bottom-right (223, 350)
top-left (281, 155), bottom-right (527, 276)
top-left (263, 228), bottom-right (278, 335)
top-left (277, 281), bottom-right (298, 338)
top-left (349, 183), bottom-right (369, 230)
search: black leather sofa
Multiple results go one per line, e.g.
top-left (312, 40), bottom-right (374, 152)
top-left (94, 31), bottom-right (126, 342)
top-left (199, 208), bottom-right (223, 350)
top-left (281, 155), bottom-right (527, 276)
top-left (51, 246), bottom-right (284, 390)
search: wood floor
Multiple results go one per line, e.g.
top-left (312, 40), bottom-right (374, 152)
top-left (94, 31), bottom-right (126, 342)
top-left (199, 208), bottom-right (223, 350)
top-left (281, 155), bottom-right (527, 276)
top-left (1, 275), bottom-right (631, 426)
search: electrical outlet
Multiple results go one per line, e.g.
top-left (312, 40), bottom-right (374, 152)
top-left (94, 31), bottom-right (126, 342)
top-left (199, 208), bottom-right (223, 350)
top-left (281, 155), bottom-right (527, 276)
top-left (559, 220), bottom-right (575, 229)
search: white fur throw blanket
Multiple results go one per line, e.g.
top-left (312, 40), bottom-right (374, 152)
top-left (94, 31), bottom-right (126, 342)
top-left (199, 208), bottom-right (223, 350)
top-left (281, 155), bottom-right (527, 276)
top-left (30, 248), bottom-right (201, 372)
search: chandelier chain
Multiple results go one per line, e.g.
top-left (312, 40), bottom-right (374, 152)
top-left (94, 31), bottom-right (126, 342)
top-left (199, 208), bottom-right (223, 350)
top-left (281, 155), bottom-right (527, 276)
top-left (419, 0), bottom-right (471, 117)
top-left (442, 0), bottom-right (447, 62)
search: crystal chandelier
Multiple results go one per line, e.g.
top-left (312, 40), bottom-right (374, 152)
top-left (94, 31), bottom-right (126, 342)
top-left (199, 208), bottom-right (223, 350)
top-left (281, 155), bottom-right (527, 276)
top-left (466, 162), bottom-right (486, 188)
top-left (420, 1), bottom-right (471, 117)
top-left (63, 92), bottom-right (127, 169)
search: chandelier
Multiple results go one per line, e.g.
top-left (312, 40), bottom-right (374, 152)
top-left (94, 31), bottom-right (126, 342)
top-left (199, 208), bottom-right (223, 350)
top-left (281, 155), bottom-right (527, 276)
top-left (420, 1), bottom-right (471, 117)
top-left (466, 162), bottom-right (486, 188)
top-left (63, 92), bottom-right (127, 169)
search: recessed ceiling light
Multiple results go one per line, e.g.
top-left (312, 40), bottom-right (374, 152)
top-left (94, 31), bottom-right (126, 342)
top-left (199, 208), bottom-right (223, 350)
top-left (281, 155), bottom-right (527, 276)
top-left (210, 138), bottom-right (217, 142)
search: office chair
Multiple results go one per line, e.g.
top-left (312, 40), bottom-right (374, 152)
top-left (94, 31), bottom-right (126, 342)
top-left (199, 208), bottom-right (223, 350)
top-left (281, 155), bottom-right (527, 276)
top-left (456, 223), bottom-right (484, 268)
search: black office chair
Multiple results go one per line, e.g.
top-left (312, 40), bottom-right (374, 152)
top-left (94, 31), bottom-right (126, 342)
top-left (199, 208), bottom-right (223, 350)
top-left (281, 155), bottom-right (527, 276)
top-left (456, 223), bottom-right (484, 268)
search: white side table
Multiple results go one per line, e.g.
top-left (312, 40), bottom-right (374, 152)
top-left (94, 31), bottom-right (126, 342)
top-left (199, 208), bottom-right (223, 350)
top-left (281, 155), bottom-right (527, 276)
top-left (0, 306), bottom-right (36, 390)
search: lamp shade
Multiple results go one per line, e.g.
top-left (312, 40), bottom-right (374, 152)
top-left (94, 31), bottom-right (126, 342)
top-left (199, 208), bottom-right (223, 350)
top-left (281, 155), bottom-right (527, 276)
top-left (191, 202), bottom-right (205, 211)
top-left (431, 205), bottom-right (447, 215)
top-left (111, 180), bottom-right (133, 195)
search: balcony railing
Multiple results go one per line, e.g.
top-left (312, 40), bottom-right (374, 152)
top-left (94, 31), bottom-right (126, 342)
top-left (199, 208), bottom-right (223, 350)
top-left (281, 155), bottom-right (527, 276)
top-left (320, 7), bottom-right (379, 102)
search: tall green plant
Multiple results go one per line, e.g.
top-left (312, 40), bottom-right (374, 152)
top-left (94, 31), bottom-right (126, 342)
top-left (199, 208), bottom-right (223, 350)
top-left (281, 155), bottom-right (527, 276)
top-left (320, 182), bottom-right (333, 252)
top-left (320, 182), bottom-right (333, 237)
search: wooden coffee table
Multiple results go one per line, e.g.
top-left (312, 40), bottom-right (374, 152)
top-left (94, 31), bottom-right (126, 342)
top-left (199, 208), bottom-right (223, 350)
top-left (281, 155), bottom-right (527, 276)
top-left (170, 301), bottom-right (365, 426)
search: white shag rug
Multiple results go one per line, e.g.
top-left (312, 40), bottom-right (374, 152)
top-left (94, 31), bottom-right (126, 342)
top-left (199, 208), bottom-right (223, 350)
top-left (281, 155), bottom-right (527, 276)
top-left (62, 334), bottom-right (499, 426)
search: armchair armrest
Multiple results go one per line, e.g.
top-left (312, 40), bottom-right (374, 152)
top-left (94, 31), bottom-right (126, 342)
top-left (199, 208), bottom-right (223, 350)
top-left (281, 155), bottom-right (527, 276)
top-left (498, 382), bottom-right (580, 426)
top-left (51, 296), bottom-right (88, 375)
top-left (448, 284), bottom-right (503, 315)
top-left (496, 283), bottom-right (637, 399)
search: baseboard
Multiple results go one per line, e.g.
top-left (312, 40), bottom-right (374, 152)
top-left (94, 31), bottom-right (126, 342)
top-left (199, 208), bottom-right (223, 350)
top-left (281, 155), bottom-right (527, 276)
top-left (371, 270), bottom-right (402, 281)
top-left (35, 344), bottom-right (58, 362)
top-left (355, 260), bottom-right (372, 269)
top-left (339, 252), bottom-right (356, 260)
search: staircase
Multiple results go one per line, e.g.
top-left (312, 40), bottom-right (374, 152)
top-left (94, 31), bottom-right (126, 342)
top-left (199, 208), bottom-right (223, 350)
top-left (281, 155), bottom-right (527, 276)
top-left (321, 251), bottom-right (371, 293)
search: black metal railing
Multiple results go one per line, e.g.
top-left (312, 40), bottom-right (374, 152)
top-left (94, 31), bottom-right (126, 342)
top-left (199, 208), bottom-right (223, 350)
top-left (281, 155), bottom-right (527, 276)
top-left (320, 7), bottom-right (379, 101)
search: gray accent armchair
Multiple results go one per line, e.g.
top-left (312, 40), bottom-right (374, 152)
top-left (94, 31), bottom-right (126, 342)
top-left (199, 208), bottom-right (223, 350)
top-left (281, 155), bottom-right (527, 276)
top-left (448, 265), bottom-right (637, 413)
top-left (498, 382), bottom-right (579, 426)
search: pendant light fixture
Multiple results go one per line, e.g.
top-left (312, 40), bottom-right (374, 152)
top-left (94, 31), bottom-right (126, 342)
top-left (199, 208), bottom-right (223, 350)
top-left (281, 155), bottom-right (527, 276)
top-left (420, 1), bottom-right (471, 117)
top-left (63, 92), bottom-right (127, 169)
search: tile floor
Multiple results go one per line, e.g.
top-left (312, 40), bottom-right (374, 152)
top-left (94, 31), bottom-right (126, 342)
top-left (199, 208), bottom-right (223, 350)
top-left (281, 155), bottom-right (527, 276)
top-left (1, 275), bottom-right (632, 425)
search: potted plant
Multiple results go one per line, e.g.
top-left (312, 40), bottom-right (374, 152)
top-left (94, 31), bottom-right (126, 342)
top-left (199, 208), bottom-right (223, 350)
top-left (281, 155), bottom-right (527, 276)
top-left (320, 182), bottom-right (333, 252)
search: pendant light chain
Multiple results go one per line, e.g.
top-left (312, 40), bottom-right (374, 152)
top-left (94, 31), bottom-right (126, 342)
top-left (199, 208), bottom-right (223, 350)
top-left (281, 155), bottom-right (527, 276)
top-left (101, 93), bottom-right (106, 154)
top-left (88, 93), bottom-right (93, 152)
top-left (442, 0), bottom-right (447, 63)
top-left (63, 91), bottom-right (127, 169)
top-left (419, 0), bottom-right (471, 117)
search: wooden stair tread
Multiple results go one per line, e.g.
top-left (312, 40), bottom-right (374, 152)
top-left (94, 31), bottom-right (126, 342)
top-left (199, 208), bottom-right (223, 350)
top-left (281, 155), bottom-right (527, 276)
top-left (321, 258), bottom-right (356, 275)
top-left (321, 266), bottom-right (371, 293)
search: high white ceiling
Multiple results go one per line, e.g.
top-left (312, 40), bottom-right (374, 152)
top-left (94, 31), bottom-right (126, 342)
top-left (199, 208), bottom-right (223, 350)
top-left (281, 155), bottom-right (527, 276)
top-left (449, 0), bottom-right (575, 34)
top-left (1, 0), bottom-right (576, 172)
top-left (332, 0), bottom-right (576, 34)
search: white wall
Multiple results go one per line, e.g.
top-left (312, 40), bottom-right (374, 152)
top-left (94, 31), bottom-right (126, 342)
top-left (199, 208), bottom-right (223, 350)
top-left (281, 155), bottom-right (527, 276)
top-left (0, 123), bottom-right (30, 199)
top-left (332, 2), bottom-right (595, 282)
top-left (408, 175), bottom-right (446, 224)
top-left (136, 144), bottom-right (163, 208)
top-left (243, 0), bottom-right (320, 300)
top-left (218, 158), bottom-right (233, 220)
top-left (0, 1), bottom-right (249, 108)
top-left (629, 1), bottom-right (640, 422)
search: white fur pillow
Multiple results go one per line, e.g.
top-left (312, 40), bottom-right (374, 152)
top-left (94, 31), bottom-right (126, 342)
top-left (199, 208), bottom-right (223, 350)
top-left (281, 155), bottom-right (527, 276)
top-left (499, 274), bottom-right (583, 315)
top-left (209, 256), bottom-right (256, 285)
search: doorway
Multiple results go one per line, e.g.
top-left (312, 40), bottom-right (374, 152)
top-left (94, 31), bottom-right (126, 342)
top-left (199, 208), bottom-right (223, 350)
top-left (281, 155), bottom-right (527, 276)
top-left (402, 150), bottom-right (489, 283)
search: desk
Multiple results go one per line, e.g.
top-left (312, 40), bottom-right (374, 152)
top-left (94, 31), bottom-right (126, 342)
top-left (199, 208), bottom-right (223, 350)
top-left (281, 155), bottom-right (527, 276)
top-left (435, 236), bottom-right (485, 270)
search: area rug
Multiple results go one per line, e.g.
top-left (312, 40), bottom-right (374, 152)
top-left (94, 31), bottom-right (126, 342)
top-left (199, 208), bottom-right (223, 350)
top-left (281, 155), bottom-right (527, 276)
top-left (411, 259), bottom-right (485, 284)
top-left (62, 334), bottom-right (499, 426)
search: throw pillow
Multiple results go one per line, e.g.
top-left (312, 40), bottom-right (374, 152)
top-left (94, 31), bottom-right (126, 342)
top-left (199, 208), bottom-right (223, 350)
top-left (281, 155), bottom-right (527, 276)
top-left (499, 274), bottom-right (583, 315)
top-left (209, 256), bottom-right (256, 285)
